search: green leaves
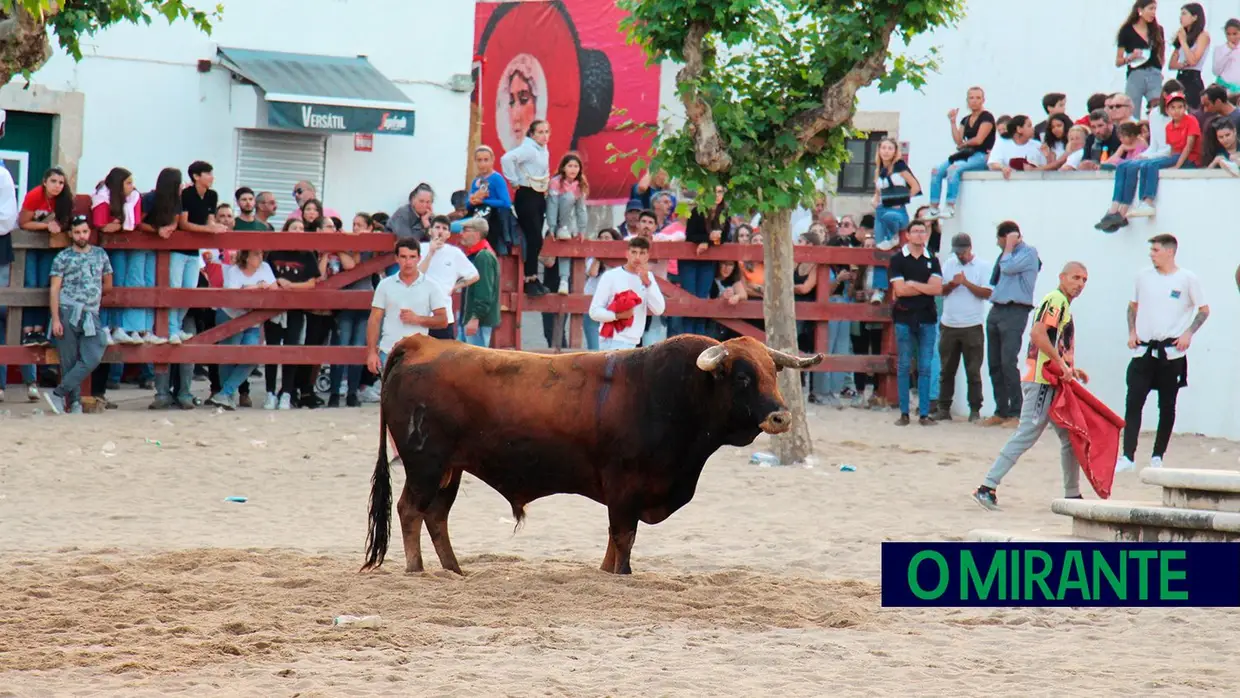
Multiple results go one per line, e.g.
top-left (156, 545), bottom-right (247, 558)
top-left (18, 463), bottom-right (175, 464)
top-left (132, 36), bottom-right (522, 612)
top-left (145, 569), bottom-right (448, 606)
top-left (5, 0), bottom-right (222, 62)
top-left (620, 0), bottom-right (962, 215)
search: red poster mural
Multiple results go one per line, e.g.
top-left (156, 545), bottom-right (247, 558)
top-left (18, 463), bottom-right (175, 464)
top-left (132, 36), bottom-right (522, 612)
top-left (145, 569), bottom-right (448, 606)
top-left (473, 0), bottom-right (661, 204)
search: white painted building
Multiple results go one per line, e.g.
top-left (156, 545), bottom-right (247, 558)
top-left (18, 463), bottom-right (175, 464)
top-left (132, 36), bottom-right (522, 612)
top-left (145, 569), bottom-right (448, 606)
top-left (0, 0), bottom-right (476, 228)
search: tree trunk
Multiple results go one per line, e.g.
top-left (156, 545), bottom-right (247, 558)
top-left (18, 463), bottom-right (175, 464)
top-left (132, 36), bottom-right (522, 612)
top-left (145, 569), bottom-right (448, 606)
top-left (0, 6), bottom-right (54, 88)
top-left (760, 208), bottom-right (813, 465)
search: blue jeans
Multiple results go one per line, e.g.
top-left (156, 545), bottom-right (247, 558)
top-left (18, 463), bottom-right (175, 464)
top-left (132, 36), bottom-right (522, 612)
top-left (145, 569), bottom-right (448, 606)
top-left (677, 260), bottom-right (714, 337)
top-left (896, 321), bottom-right (937, 416)
top-left (107, 249), bottom-right (156, 333)
top-left (928, 151), bottom-right (988, 206)
top-left (874, 205), bottom-right (908, 248)
top-left (1111, 156), bottom-right (1182, 205)
top-left (0, 263), bottom-right (37, 388)
top-left (582, 317), bottom-right (600, 351)
top-left (22, 249), bottom-right (54, 329)
top-left (457, 322), bottom-right (494, 348)
top-left (216, 309), bottom-right (261, 396)
top-left (167, 252), bottom-right (200, 336)
top-left (330, 310), bottom-right (368, 395)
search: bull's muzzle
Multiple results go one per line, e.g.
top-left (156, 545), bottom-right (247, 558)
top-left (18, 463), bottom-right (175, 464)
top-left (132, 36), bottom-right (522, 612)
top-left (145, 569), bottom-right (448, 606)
top-left (760, 410), bottom-right (793, 434)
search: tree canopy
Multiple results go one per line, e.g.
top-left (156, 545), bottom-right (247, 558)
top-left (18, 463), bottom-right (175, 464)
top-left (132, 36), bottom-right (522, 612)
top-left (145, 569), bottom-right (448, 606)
top-left (0, 0), bottom-right (219, 85)
top-left (617, 0), bottom-right (962, 214)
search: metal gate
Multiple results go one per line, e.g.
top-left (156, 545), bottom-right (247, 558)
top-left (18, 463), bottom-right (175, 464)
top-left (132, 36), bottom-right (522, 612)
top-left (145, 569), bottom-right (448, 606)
top-left (235, 129), bottom-right (326, 229)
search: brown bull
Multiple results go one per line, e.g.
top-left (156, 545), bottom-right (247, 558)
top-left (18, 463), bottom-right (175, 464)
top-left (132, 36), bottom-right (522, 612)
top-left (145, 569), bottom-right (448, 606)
top-left (360, 334), bottom-right (822, 575)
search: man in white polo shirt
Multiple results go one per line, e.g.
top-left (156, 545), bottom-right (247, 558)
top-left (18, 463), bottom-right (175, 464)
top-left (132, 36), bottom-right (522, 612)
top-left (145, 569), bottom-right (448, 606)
top-left (1117, 233), bottom-right (1209, 472)
top-left (935, 233), bottom-right (992, 423)
top-left (419, 215), bottom-right (479, 341)
top-left (366, 239), bottom-right (450, 376)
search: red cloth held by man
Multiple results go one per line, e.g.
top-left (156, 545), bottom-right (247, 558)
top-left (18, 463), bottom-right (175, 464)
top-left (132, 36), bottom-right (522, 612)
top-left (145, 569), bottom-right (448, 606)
top-left (600, 289), bottom-right (642, 338)
top-left (1042, 362), bottom-right (1125, 499)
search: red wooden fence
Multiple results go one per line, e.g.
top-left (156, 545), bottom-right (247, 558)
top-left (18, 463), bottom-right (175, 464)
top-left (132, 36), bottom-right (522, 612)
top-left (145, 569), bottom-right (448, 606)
top-left (1, 223), bottom-right (897, 404)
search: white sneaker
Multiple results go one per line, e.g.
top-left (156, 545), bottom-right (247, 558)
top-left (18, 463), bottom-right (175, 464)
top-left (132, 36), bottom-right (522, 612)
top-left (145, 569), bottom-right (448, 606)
top-left (42, 390), bottom-right (63, 415)
top-left (178, 330), bottom-right (194, 342)
top-left (875, 238), bottom-right (898, 251)
top-left (555, 226), bottom-right (573, 241)
top-left (1128, 203), bottom-right (1156, 218)
top-left (145, 334), bottom-right (168, 345)
top-left (263, 393), bottom-right (278, 410)
top-left (1116, 455), bottom-right (1136, 473)
top-left (112, 327), bottom-right (135, 344)
top-left (926, 207), bottom-right (940, 220)
top-left (278, 393), bottom-right (292, 410)
top-left (558, 278), bottom-right (569, 295)
top-left (27, 384), bottom-right (39, 401)
top-left (939, 205), bottom-right (956, 220)
top-left (167, 333), bottom-right (182, 345)
top-left (0, 389), bottom-right (5, 403)
top-left (1149, 456), bottom-right (1163, 469)
top-left (103, 329), bottom-right (115, 346)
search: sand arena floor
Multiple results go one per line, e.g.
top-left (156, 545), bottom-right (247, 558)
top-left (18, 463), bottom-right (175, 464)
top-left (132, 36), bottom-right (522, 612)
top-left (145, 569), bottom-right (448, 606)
top-left (1, 388), bottom-right (1237, 696)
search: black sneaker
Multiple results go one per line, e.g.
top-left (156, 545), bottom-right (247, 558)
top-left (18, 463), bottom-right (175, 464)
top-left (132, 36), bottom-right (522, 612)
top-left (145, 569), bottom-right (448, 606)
top-left (21, 330), bottom-right (47, 347)
top-left (968, 410), bottom-right (981, 423)
top-left (148, 396), bottom-right (174, 410)
top-left (1065, 494), bottom-right (1083, 499)
top-left (1094, 213), bottom-right (1122, 232)
top-left (525, 280), bottom-right (547, 297)
top-left (894, 413), bottom-right (910, 426)
top-left (327, 394), bottom-right (341, 408)
top-left (346, 392), bottom-right (361, 408)
top-left (972, 486), bottom-right (1000, 511)
top-left (299, 393), bottom-right (324, 409)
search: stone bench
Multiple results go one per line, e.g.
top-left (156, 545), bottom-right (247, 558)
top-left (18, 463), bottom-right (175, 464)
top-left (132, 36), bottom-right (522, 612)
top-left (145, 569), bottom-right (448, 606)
top-left (1050, 498), bottom-right (1240, 542)
top-left (1140, 468), bottom-right (1240, 513)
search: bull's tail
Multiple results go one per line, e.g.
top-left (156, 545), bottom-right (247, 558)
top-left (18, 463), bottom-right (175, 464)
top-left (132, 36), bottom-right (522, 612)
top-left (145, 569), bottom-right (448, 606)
top-left (360, 345), bottom-right (407, 571)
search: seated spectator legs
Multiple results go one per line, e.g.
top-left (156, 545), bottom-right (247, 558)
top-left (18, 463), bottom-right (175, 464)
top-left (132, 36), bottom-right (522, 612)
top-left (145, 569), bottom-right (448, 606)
top-left (105, 249), bottom-right (128, 341)
top-left (927, 151), bottom-right (986, 216)
top-left (1095, 156), bottom-right (1180, 231)
top-left (329, 309), bottom-right (368, 406)
top-left (215, 310), bottom-right (261, 400)
top-left (873, 206), bottom-right (908, 249)
top-left (167, 251), bottom-right (199, 340)
top-left (122, 250), bottom-right (157, 342)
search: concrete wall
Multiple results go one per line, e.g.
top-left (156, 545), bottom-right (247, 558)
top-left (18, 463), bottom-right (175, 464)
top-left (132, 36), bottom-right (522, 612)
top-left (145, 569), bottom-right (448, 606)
top-left (944, 170), bottom-right (1240, 442)
top-left (10, 0), bottom-right (474, 215)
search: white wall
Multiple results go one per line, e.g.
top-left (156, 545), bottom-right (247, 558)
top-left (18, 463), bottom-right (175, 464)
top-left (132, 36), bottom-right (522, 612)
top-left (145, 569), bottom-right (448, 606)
top-left (944, 170), bottom-right (1240, 442)
top-left (18, 0), bottom-right (474, 216)
top-left (855, 0), bottom-right (1240, 180)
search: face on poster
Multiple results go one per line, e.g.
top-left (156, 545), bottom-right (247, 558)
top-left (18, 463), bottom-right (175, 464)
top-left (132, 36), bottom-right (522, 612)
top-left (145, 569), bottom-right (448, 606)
top-left (474, 0), bottom-right (662, 203)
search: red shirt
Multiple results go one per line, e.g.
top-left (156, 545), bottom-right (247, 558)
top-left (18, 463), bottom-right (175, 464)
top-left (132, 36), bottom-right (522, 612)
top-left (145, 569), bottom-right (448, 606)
top-left (22, 187), bottom-right (54, 220)
top-left (1165, 114), bottom-right (1203, 165)
top-left (1074, 115), bottom-right (1091, 127)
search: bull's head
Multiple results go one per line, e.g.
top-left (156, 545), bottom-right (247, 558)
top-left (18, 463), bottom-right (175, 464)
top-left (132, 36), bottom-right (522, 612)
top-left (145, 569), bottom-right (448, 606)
top-left (695, 337), bottom-right (824, 440)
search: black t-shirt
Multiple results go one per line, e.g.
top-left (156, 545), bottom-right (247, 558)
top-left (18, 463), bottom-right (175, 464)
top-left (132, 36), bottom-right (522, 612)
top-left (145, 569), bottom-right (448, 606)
top-left (267, 251), bottom-right (320, 284)
top-left (179, 186), bottom-right (219, 255)
top-left (961, 110), bottom-right (997, 152)
top-left (888, 247), bottom-right (942, 325)
top-left (1033, 119), bottom-right (1048, 141)
top-left (1118, 24), bottom-right (1162, 73)
top-left (1083, 128), bottom-right (1123, 162)
top-left (877, 160), bottom-right (913, 207)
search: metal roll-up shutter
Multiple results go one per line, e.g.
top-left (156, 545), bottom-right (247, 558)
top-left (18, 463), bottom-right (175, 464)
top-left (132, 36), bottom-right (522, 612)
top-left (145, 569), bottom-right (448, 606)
top-left (235, 129), bottom-right (327, 230)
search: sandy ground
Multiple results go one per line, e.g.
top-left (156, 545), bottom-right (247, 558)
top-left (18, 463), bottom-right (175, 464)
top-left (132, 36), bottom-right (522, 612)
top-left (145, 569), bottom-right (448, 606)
top-left (1, 384), bottom-right (1239, 697)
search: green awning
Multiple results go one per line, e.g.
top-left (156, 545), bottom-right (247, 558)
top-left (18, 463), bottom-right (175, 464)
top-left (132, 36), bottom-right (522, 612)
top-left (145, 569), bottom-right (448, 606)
top-left (218, 47), bottom-right (415, 136)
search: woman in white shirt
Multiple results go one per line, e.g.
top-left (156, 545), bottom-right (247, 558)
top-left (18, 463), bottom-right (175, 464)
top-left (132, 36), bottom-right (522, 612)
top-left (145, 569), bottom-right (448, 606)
top-left (205, 249), bottom-right (276, 410)
top-left (500, 119), bottom-right (552, 296)
top-left (1169, 4), bottom-right (1211, 108)
top-left (987, 116), bottom-right (1048, 178)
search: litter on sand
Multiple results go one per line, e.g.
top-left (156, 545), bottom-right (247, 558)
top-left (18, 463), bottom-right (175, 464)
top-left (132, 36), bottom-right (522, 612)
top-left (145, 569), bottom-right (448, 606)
top-left (838, 464), bottom-right (857, 472)
top-left (224, 496), bottom-right (248, 503)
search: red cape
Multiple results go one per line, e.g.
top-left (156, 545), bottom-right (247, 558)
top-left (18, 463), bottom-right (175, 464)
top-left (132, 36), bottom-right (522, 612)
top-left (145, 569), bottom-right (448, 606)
top-left (1042, 363), bottom-right (1126, 499)
top-left (600, 289), bottom-right (642, 338)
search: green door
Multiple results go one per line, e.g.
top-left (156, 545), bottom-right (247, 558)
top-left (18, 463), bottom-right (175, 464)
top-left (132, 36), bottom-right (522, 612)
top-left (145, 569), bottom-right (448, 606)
top-left (0, 110), bottom-right (54, 196)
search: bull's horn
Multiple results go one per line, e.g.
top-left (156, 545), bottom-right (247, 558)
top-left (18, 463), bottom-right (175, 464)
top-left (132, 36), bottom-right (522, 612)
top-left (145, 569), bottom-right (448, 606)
top-left (767, 347), bottom-right (824, 369)
top-left (696, 345), bottom-right (728, 371)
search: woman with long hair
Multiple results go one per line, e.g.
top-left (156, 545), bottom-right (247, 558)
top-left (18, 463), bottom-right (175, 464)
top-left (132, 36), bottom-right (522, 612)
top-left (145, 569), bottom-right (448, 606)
top-left (328, 213), bottom-right (378, 405)
top-left (1117, 0), bottom-right (1167, 117)
top-left (16, 167), bottom-right (74, 348)
top-left (545, 152), bottom-right (589, 295)
top-left (90, 167), bottom-right (155, 345)
top-left (873, 137), bottom-right (920, 249)
top-left (501, 119), bottom-right (552, 296)
top-left (1169, 3), bottom-right (1210, 108)
top-left (204, 248), bottom-right (277, 411)
top-left (263, 217), bottom-right (318, 410)
top-left (987, 116), bottom-right (1048, 176)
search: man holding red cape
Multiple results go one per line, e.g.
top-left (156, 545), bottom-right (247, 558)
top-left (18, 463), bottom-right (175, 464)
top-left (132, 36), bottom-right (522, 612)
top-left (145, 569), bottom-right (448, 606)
top-left (973, 261), bottom-right (1106, 511)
